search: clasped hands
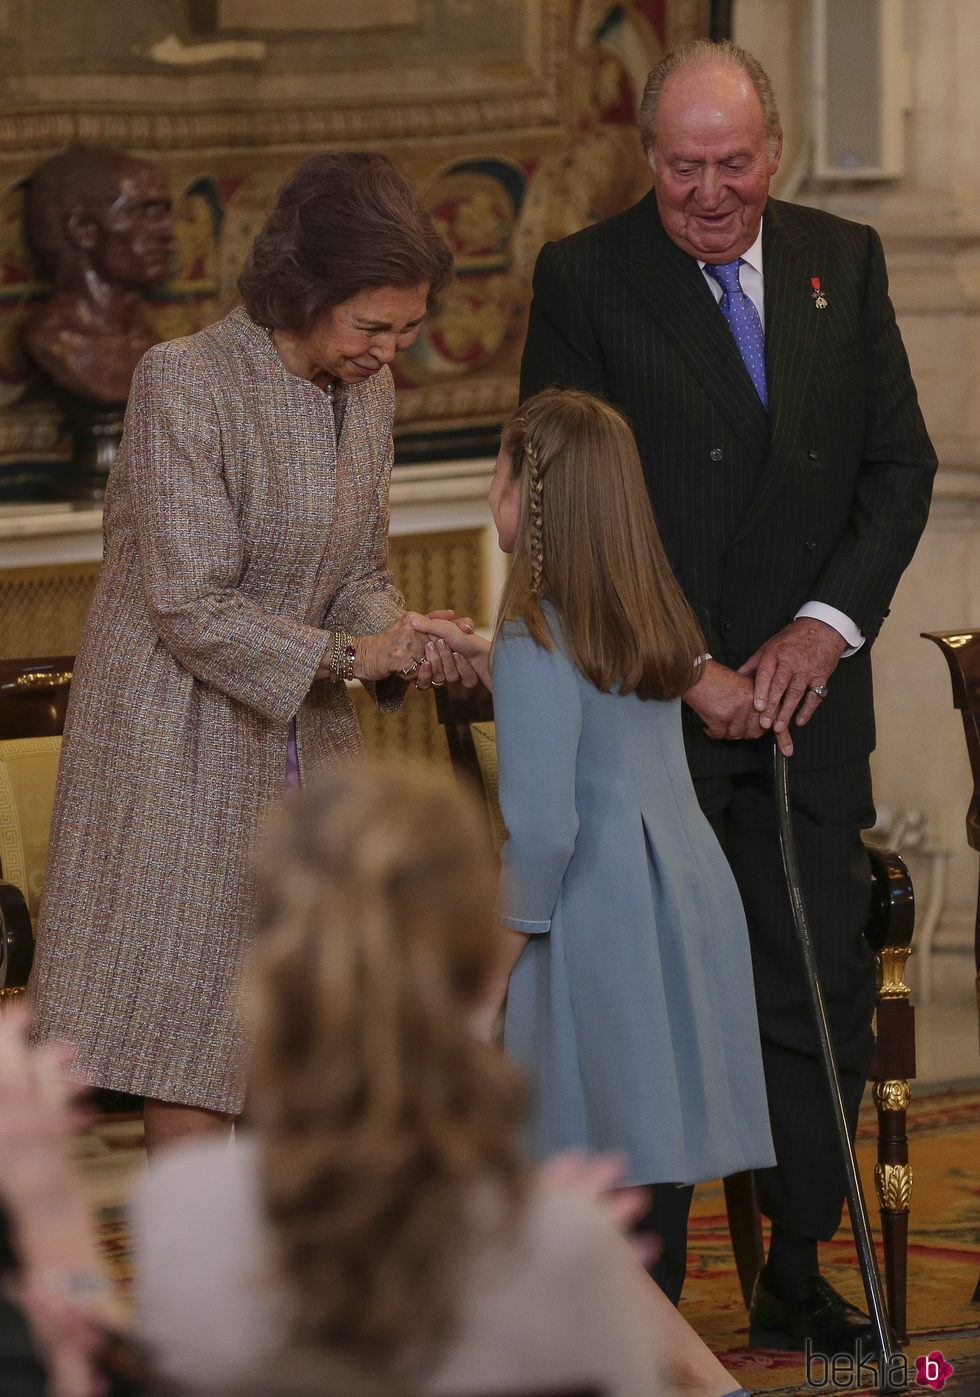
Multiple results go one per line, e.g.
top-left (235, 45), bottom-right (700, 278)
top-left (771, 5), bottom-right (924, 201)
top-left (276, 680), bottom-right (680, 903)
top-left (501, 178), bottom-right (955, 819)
top-left (335, 613), bottom-right (844, 748)
top-left (684, 617), bottom-right (846, 756)
top-left (332, 612), bottom-right (490, 690)
top-left (316, 610), bottom-right (486, 686)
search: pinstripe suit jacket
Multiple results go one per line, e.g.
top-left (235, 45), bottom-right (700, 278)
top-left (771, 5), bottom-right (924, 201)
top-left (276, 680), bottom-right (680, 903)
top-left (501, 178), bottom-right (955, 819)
top-left (520, 191), bottom-right (936, 776)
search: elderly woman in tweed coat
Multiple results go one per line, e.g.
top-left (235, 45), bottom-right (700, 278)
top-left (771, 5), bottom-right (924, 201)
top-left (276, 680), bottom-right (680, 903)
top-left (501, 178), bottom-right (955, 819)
top-left (28, 152), bottom-right (454, 1154)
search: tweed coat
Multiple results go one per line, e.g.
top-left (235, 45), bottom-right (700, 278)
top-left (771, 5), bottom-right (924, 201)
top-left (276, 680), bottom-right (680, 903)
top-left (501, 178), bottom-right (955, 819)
top-left (29, 308), bottom-right (406, 1112)
top-left (520, 192), bottom-right (937, 777)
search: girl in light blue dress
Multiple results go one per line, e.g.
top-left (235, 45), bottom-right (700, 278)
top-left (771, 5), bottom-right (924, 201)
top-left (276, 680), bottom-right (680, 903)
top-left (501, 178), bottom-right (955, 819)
top-left (416, 389), bottom-right (774, 1301)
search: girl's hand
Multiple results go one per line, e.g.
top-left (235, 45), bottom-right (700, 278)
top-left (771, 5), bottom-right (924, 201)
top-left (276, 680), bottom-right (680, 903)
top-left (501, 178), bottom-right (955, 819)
top-left (411, 617), bottom-right (493, 691)
top-left (538, 1151), bottom-right (660, 1267)
top-left (470, 925), bottom-right (528, 1043)
top-left (413, 638), bottom-right (483, 692)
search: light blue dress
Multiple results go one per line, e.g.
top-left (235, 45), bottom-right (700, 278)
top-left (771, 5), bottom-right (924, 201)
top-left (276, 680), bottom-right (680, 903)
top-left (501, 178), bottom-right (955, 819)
top-left (495, 609), bottom-right (776, 1187)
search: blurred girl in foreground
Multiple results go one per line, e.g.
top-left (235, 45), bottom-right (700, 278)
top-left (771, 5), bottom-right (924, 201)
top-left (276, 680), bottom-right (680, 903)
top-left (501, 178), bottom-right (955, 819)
top-left (0, 761), bottom-right (748, 1394)
top-left (131, 759), bottom-right (747, 1396)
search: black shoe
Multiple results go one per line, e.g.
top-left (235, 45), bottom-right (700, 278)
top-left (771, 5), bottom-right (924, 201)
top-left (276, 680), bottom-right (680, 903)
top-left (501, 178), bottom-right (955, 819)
top-left (749, 1269), bottom-right (878, 1355)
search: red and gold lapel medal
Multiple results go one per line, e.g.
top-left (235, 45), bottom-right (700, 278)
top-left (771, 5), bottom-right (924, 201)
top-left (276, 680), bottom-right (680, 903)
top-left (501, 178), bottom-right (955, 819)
top-left (810, 276), bottom-right (828, 309)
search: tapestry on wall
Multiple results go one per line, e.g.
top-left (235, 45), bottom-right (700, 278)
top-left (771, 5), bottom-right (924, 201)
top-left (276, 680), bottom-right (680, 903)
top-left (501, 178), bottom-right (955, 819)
top-left (0, 0), bottom-right (712, 496)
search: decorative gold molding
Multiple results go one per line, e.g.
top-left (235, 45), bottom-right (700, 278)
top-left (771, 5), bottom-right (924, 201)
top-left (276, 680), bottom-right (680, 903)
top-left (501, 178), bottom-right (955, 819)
top-left (872, 1079), bottom-right (911, 1113)
top-left (0, 95), bottom-right (562, 154)
top-left (395, 376), bottom-right (522, 429)
top-left (875, 1162), bottom-right (913, 1213)
top-left (875, 945), bottom-right (913, 999)
top-left (9, 670), bottom-right (73, 692)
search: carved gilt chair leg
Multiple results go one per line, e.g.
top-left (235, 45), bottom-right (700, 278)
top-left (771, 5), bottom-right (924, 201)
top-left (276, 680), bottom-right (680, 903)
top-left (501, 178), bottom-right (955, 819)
top-left (872, 943), bottom-right (916, 1344)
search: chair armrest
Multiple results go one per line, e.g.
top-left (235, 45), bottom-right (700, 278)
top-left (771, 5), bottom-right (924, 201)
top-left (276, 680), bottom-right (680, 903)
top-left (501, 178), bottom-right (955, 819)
top-left (864, 845), bottom-right (915, 954)
top-left (0, 880), bottom-right (34, 993)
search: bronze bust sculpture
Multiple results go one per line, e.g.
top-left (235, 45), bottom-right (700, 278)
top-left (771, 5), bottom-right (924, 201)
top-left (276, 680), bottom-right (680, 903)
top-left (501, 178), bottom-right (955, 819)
top-left (23, 146), bottom-right (173, 406)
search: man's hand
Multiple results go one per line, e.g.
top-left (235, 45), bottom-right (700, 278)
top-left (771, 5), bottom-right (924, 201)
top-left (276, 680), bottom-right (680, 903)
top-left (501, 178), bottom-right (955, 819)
top-left (684, 660), bottom-right (794, 755)
top-left (738, 617), bottom-right (846, 734)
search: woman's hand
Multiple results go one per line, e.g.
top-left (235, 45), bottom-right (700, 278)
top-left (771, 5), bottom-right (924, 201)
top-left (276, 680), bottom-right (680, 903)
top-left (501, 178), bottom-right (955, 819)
top-left (331, 613), bottom-right (428, 683)
top-left (412, 616), bottom-right (493, 692)
top-left (319, 611), bottom-right (480, 684)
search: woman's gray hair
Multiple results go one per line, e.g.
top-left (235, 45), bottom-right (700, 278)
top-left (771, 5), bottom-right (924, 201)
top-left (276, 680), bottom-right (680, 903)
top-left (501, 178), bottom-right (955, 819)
top-left (238, 151), bottom-right (453, 336)
top-left (639, 39), bottom-right (782, 163)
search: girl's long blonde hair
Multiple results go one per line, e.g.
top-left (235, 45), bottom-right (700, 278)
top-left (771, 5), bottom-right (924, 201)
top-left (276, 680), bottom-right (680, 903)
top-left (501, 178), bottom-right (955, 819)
top-left (494, 388), bottom-right (705, 700)
top-left (247, 759), bottom-right (528, 1376)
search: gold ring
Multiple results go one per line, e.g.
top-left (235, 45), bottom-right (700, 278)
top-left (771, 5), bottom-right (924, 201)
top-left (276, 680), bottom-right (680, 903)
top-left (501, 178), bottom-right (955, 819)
top-left (431, 678), bottom-right (446, 687)
top-left (402, 661), bottom-right (421, 677)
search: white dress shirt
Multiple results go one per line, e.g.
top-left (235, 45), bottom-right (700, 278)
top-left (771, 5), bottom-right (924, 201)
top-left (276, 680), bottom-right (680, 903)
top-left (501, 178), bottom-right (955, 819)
top-left (699, 230), bottom-right (864, 656)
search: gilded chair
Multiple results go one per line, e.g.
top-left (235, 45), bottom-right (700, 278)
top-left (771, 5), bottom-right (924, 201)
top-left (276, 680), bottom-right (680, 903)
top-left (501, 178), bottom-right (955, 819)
top-left (433, 680), bottom-right (917, 1340)
top-left (0, 656), bottom-right (73, 1007)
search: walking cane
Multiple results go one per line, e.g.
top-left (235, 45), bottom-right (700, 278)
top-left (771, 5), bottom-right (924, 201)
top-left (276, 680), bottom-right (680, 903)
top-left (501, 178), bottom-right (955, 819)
top-left (772, 742), bottom-right (904, 1393)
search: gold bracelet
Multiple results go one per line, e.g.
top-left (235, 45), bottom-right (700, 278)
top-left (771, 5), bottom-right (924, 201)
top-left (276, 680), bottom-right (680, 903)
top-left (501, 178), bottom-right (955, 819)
top-left (329, 631), bottom-right (356, 682)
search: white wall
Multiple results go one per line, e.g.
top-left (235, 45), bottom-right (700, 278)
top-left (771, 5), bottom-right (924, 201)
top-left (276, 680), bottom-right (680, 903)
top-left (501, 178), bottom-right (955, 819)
top-left (736, 0), bottom-right (980, 977)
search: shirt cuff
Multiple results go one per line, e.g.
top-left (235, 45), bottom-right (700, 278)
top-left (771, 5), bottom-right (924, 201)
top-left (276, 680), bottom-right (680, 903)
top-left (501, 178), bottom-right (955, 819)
top-left (795, 601), bottom-right (865, 657)
top-left (498, 912), bottom-right (551, 934)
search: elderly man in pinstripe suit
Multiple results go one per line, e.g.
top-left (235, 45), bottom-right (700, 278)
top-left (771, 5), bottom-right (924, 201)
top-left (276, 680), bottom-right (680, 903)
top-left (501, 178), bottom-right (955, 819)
top-left (520, 39), bottom-right (936, 1353)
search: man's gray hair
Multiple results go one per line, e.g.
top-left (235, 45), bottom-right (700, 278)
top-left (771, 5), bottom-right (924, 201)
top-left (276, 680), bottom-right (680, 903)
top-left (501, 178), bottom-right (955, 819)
top-left (639, 39), bottom-right (782, 162)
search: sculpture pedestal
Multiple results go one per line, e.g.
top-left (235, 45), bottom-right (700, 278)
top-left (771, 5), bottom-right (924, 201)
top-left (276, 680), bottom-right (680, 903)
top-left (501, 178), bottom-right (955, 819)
top-left (61, 397), bottom-right (124, 501)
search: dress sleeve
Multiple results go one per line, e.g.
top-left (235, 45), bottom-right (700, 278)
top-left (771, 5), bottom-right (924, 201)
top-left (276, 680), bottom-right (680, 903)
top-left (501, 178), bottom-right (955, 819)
top-left (128, 342), bottom-right (330, 726)
top-left (493, 626), bottom-right (582, 934)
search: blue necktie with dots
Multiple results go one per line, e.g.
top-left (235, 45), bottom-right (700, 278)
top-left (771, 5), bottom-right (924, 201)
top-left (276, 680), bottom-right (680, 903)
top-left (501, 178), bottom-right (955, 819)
top-left (705, 258), bottom-right (768, 410)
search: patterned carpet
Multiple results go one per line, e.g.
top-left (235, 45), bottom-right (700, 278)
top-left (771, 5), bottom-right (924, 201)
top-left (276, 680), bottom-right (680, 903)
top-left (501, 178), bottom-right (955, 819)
top-left (75, 1112), bottom-right (146, 1300)
top-left (78, 1083), bottom-right (980, 1395)
top-left (682, 1082), bottom-right (980, 1395)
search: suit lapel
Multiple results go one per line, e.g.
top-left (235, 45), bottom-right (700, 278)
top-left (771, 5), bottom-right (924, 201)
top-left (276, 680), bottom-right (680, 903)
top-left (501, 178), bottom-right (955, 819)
top-left (731, 200), bottom-right (830, 542)
top-left (762, 200), bottom-right (826, 449)
top-left (609, 191), bottom-right (770, 457)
